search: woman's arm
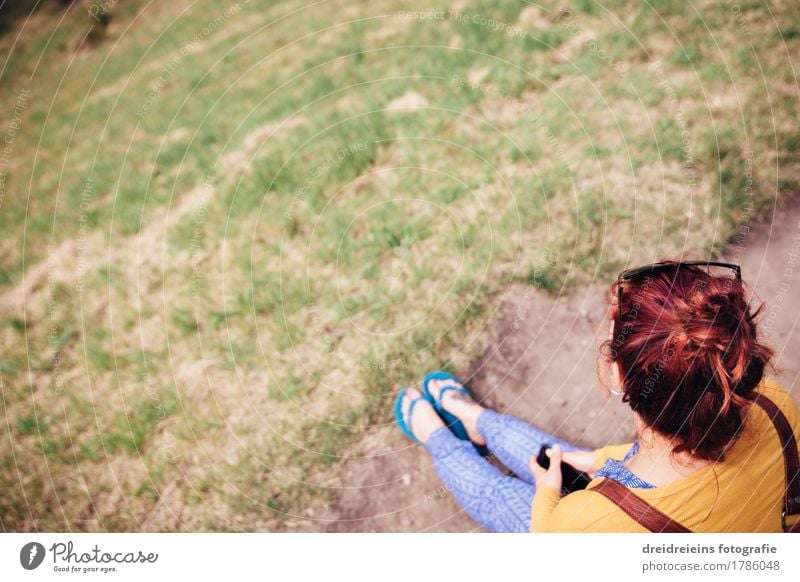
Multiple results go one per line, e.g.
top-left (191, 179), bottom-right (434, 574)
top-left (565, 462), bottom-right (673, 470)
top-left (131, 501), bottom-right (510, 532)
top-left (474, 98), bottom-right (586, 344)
top-left (527, 443), bottom-right (636, 532)
top-left (562, 449), bottom-right (598, 477)
top-left (530, 485), bottom-right (563, 531)
top-left (528, 445), bottom-right (566, 531)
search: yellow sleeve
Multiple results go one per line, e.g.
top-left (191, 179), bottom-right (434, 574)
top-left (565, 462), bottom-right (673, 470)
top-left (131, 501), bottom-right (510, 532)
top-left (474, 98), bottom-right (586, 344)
top-left (531, 487), bottom-right (648, 532)
top-left (530, 486), bottom-right (561, 532)
top-left (592, 442), bottom-right (634, 470)
top-left (530, 442), bottom-right (640, 532)
top-left (759, 377), bottom-right (799, 424)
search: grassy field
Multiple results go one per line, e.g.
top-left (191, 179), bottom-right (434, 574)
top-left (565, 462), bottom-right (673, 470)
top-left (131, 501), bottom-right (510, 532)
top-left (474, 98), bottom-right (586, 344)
top-left (1, 0), bottom-right (798, 531)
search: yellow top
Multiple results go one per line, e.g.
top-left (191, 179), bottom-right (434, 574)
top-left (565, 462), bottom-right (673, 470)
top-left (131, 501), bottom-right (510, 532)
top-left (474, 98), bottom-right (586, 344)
top-left (531, 377), bottom-right (799, 532)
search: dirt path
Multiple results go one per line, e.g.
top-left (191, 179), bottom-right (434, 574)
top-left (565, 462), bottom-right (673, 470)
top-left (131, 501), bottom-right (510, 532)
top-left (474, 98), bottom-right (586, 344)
top-left (315, 198), bottom-right (800, 532)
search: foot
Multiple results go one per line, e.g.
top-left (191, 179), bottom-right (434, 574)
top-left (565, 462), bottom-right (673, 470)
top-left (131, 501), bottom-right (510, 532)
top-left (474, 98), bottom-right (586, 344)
top-left (426, 379), bottom-right (487, 446)
top-left (400, 388), bottom-right (445, 444)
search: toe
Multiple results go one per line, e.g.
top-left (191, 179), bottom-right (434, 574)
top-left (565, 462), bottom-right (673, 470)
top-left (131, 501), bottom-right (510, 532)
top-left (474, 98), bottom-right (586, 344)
top-left (401, 388), bottom-right (441, 442)
top-left (428, 379), bottom-right (442, 397)
top-left (429, 378), bottom-right (460, 400)
top-left (401, 388), bottom-right (421, 420)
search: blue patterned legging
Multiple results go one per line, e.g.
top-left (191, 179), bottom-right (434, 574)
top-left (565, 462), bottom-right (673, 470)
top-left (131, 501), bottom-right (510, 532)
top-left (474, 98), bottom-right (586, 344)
top-left (424, 409), bottom-right (584, 532)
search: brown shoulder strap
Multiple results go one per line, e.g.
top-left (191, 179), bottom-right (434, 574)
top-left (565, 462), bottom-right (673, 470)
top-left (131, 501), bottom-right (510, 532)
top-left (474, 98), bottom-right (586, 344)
top-left (590, 392), bottom-right (800, 533)
top-left (590, 478), bottom-right (691, 532)
top-left (752, 393), bottom-right (800, 533)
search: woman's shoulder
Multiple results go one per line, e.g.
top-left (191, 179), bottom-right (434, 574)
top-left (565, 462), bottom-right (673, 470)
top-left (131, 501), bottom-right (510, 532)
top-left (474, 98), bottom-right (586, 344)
top-left (753, 376), bottom-right (799, 424)
top-left (732, 376), bottom-right (799, 463)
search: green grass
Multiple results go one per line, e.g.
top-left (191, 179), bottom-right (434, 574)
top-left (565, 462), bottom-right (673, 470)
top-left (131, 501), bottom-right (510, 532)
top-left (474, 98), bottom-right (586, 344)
top-left (1, 0), bottom-right (798, 531)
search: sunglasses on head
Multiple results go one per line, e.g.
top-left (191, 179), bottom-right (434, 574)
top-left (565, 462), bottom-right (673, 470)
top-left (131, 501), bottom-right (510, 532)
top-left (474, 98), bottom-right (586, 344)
top-left (616, 261), bottom-right (742, 319)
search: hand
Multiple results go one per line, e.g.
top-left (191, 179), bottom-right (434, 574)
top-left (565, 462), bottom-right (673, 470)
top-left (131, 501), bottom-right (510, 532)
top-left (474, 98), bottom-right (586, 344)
top-left (562, 449), bottom-right (597, 478)
top-left (529, 444), bottom-right (563, 491)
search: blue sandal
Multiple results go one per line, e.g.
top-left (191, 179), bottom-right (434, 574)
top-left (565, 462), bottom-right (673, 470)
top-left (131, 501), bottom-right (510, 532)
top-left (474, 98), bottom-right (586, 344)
top-left (394, 388), bottom-right (426, 444)
top-left (422, 371), bottom-right (490, 456)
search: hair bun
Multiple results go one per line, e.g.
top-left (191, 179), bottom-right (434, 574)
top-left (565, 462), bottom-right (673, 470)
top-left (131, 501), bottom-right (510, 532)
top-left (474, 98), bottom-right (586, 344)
top-left (601, 261), bottom-right (774, 461)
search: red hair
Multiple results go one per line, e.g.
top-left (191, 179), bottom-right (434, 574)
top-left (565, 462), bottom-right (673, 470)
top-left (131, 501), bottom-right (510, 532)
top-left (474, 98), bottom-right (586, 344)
top-left (598, 260), bottom-right (775, 461)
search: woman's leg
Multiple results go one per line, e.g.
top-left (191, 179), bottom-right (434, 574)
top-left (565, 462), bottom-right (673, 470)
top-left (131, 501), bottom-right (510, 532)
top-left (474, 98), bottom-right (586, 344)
top-left (426, 378), bottom-right (588, 484)
top-left (477, 409), bottom-right (582, 484)
top-left (399, 389), bottom-right (533, 532)
top-left (425, 426), bottom-right (534, 532)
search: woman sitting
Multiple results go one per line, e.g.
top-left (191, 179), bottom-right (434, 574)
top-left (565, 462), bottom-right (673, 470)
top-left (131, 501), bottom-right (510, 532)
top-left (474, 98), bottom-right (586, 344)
top-left (394, 260), bottom-right (800, 532)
